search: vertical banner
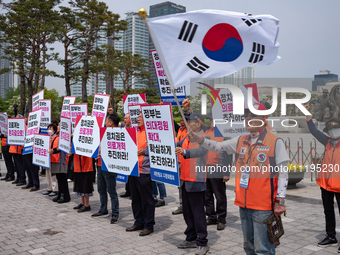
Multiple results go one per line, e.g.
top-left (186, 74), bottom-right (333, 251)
top-left (151, 49), bottom-right (186, 105)
top-left (23, 109), bottom-right (43, 154)
top-left (91, 94), bottom-right (110, 127)
top-left (123, 93), bottom-right (146, 115)
top-left (32, 134), bottom-right (50, 169)
top-left (32, 90), bottom-right (44, 111)
top-left (0, 113), bottom-right (8, 134)
top-left (38, 99), bottom-right (51, 130)
top-left (100, 127), bottom-right (139, 177)
top-left (58, 117), bottom-right (71, 154)
top-left (70, 103), bottom-right (88, 133)
top-left (128, 104), bottom-right (147, 128)
top-left (61, 96), bottom-right (76, 118)
top-left (141, 104), bottom-right (179, 186)
top-left (7, 118), bottom-right (25, 145)
top-left (71, 115), bottom-right (102, 158)
top-left (212, 83), bottom-right (259, 137)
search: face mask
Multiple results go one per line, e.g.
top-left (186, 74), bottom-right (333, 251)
top-left (328, 128), bottom-right (340, 139)
top-left (47, 130), bottom-right (54, 136)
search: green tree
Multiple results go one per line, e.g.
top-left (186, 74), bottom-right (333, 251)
top-left (69, 0), bottom-right (127, 103)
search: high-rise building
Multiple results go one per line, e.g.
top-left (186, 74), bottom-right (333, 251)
top-left (149, 2), bottom-right (186, 91)
top-left (312, 70), bottom-right (338, 91)
top-left (123, 12), bottom-right (150, 89)
top-left (0, 31), bottom-right (14, 98)
top-left (111, 30), bottom-right (124, 91)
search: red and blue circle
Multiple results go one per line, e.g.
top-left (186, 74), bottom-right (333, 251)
top-left (257, 153), bottom-right (267, 163)
top-left (202, 23), bottom-right (243, 62)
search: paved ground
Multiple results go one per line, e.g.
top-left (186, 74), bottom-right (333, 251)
top-left (0, 159), bottom-right (339, 255)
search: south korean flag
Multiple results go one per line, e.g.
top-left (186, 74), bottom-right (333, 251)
top-left (147, 9), bottom-right (280, 88)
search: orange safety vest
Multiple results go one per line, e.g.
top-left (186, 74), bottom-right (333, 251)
top-left (266, 125), bottom-right (274, 132)
top-left (317, 140), bottom-right (340, 192)
top-left (235, 130), bottom-right (280, 211)
top-left (180, 132), bottom-right (207, 182)
top-left (204, 128), bottom-right (223, 165)
top-left (176, 127), bottom-right (187, 164)
top-left (73, 154), bottom-right (94, 173)
top-left (137, 126), bottom-right (147, 174)
top-left (9, 145), bottom-right (23, 154)
top-left (50, 134), bottom-right (60, 163)
top-left (2, 137), bottom-right (6, 147)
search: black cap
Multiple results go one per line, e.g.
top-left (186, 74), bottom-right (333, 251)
top-left (323, 118), bottom-right (340, 133)
top-left (185, 112), bottom-right (205, 125)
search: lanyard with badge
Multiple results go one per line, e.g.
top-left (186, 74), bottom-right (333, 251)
top-left (239, 144), bottom-right (256, 189)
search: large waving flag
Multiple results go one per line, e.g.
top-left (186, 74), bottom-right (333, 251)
top-left (147, 9), bottom-right (280, 88)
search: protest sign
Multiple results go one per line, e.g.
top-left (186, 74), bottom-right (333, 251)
top-left (71, 115), bottom-right (102, 158)
top-left (23, 109), bottom-right (43, 154)
top-left (212, 83), bottom-right (259, 137)
top-left (100, 127), bottom-right (139, 177)
top-left (91, 94), bottom-right (110, 126)
top-left (38, 99), bottom-right (51, 130)
top-left (123, 93), bottom-right (146, 115)
top-left (58, 117), bottom-right (71, 154)
top-left (0, 113), bottom-right (8, 135)
top-left (32, 134), bottom-right (50, 169)
top-left (116, 174), bottom-right (128, 183)
top-left (151, 49), bottom-right (186, 105)
top-left (61, 96), bottom-right (76, 118)
top-left (70, 103), bottom-right (88, 133)
top-left (128, 103), bottom-right (148, 128)
top-left (141, 104), bottom-right (179, 186)
top-left (7, 118), bottom-right (25, 145)
top-left (32, 90), bottom-right (44, 111)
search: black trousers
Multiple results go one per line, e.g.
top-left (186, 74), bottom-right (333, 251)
top-left (23, 153), bottom-right (39, 188)
top-left (67, 155), bottom-right (74, 180)
top-left (13, 153), bottom-right (25, 183)
top-left (182, 182), bottom-right (208, 247)
top-left (125, 176), bottom-right (131, 194)
top-left (3, 148), bottom-right (15, 179)
top-left (130, 174), bottom-right (155, 230)
top-left (56, 173), bottom-right (70, 201)
top-left (321, 187), bottom-right (340, 239)
top-left (205, 178), bottom-right (227, 224)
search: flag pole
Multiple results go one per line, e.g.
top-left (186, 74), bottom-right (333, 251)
top-left (139, 8), bottom-right (191, 133)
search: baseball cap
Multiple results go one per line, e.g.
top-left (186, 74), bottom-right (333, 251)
top-left (185, 112), bottom-right (205, 126)
top-left (244, 103), bottom-right (268, 118)
top-left (323, 118), bottom-right (340, 133)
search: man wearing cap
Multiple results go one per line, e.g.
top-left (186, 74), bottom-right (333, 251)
top-left (175, 112), bottom-right (210, 255)
top-left (305, 105), bottom-right (340, 251)
top-left (190, 103), bottom-right (289, 255)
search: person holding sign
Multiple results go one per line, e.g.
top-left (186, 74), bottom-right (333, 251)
top-left (92, 113), bottom-right (120, 224)
top-left (175, 112), bottom-right (210, 255)
top-left (120, 113), bottom-right (132, 198)
top-left (0, 123), bottom-right (15, 182)
top-left (189, 103), bottom-right (289, 255)
top-left (126, 113), bottom-right (155, 236)
top-left (49, 122), bottom-right (70, 203)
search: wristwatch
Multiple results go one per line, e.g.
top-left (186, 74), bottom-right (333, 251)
top-left (275, 199), bottom-right (285, 206)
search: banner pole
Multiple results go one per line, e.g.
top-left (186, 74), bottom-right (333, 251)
top-left (139, 8), bottom-right (191, 133)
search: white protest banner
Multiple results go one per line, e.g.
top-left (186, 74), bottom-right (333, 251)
top-left (92, 94), bottom-right (110, 126)
top-left (212, 83), bottom-right (259, 137)
top-left (70, 103), bottom-right (88, 133)
top-left (58, 117), bottom-right (71, 154)
top-left (123, 93), bottom-right (146, 115)
top-left (141, 104), bottom-right (179, 186)
top-left (23, 109), bottom-right (43, 154)
top-left (7, 118), bottom-right (25, 145)
top-left (32, 90), bottom-right (44, 111)
top-left (151, 49), bottom-right (186, 105)
top-left (61, 96), bottom-right (76, 118)
top-left (71, 115), bottom-right (102, 158)
top-left (32, 134), bottom-right (50, 169)
top-left (38, 99), bottom-right (51, 130)
top-left (0, 113), bottom-right (8, 134)
top-left (100, 127), bottom-right (139, 177)
top-left (128, 104), bottom-right (148, 128)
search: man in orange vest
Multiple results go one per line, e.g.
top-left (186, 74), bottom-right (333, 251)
top-left (175, 112), bottom-right (210, 255)
top-left (190, 103), bottom-right (289, 255)
top-left (126, 113), bottom-right (155, 236)
top-left (120, 113), bottom-right (132, 198)
top-left (0, 116), bottom-right (15, 182)
top-left (305, 105), bottom-right (340, 251)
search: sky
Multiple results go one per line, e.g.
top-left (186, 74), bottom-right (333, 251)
top-left (18, 0), bottom-right (340, 95)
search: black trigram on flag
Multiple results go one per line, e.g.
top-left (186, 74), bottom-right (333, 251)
top-left (187, 57), bottom-right (209, 74)
top-left (178, 20), bottom-right (198, 43)
top-left (249, 42), bottom-right (265, 63)
top-left (242, 18), bottom-right (262, 27)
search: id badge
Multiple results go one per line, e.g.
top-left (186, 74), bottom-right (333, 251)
top-left (239, 147), bottom-right (247, 159)
top-left (239, 168), bottom-right (250, 189)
